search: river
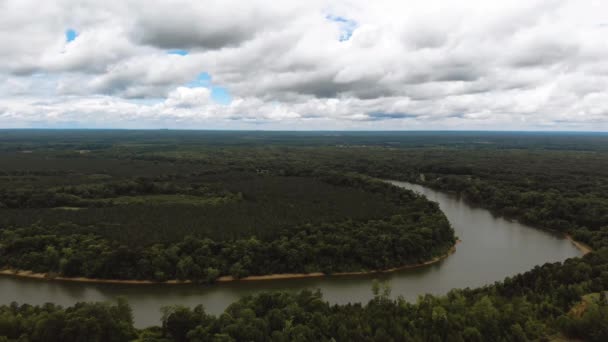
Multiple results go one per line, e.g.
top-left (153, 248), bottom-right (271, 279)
top-left (0, 181), bottom-right (583, 328)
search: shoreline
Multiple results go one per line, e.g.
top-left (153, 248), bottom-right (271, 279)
top-left (0, 230), bottom-right (591, 286)
top-left (565, 234), bottom-right (593, 255)
top-left (391, 180), bottom-right (594, 257)
top-left (392, 180), bottom-right (594, 257)
top-left (0, 242), bottom-right (459, 285)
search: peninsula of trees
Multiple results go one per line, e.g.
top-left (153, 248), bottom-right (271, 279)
top-left (0, 133), bottom-right (456, 282)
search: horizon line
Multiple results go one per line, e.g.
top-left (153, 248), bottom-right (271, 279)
top-left (1, 128), bottom-right (608, 134)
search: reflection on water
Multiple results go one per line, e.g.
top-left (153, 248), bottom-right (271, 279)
top-left (0, 181), bottom-right (582, 328)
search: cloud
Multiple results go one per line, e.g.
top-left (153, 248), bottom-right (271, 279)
top-left (85, 53), bottom-right (200, 97)
top-left (163, 86), bottom-right (211, 108)
top-left (0, 0), bottom-right (607, 130)
top-left (326, 14), bottom-right (358, 41)
top-left (128, 0), bottom-right (304, 50)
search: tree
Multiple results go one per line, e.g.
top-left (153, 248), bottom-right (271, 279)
top-left (161, 305), bottom-right (201, 342)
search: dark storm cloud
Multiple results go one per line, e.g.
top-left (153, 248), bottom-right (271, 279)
top-left (133, 19), bottom-right (254, 50)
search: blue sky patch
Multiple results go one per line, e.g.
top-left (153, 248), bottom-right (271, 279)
top-left (210, 86), bottom-right (232, 105)
top-left (187, 72), bottom-right (212, 88)
top-left (167, 49), bottom-right (188, 56)
top-left (65, 29), bottom-right (78, 43)
top-left (367, 112), bottom-right (417, 121)
top-left (187, 72), bottom-right (232, 105)
top-left (325, 14), bottom-right (357, 41)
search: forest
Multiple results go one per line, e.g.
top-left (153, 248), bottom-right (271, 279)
top-left (1, 130), bottom-right (608, 340)
top-left (0, 132), bottom-right (455, 281)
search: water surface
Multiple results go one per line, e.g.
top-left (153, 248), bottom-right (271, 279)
top-left (0, 181), bottom-right (582, 327)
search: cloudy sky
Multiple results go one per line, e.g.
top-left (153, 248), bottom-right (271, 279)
top-left (1, 0), bottom-right (607, 130)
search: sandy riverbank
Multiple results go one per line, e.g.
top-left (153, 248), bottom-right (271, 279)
top-left (0, 242), bottom-right (459, 285)
top-left (565, 234), bottom-right (593, 255)
top-left (0, 232), bottom-right (591, 286)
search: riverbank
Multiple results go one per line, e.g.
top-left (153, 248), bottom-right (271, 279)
top-left (219, 241), bottom-right (459, 281)
top-left (0, 242), bottom-right (459, 285)
top-left (390, 180), bottom-right (594, 257)
top-left (565, 234), bottom-right (593, 255)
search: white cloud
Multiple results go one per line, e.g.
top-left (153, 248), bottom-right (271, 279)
top-left (0, 0), bottom-right (607, 130)
top-left (163, 87), bottom-right (212, 108)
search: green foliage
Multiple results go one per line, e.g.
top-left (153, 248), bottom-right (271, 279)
top-left (2, 130), bottom-right (608, 340)
top-left (0, 156), bottom-right (455, 281)
top-left (0, 299), bottom-right (136, 342)
top-left (0, 206), bottom-right (453, 281)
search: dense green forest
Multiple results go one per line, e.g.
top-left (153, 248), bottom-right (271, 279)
top-left (1, 130), bottom-right (608, 340)
top-left (0, 132), bottom-right (456, 281)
